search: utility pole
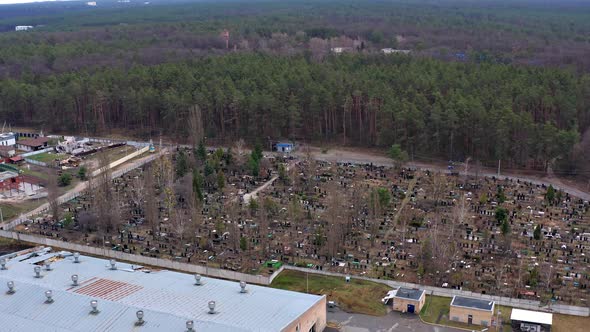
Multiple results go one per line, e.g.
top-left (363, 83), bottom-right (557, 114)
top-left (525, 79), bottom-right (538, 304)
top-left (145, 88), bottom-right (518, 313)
top-left (497, 159), bottom-right (501, 177)
top-left (0, 207), bottom-right (3, 223)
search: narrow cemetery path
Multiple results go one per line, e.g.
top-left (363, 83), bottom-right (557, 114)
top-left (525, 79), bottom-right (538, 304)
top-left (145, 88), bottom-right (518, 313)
top-left (385, 175), bottom-right (418, 241)
top-left (241, 159), bottom-right (298, 203)
top-left (242, 175), bottom-right (279, 203)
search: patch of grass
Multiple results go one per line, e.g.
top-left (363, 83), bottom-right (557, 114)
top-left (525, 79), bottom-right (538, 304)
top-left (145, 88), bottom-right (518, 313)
top-left (420, 295), bottom-right (450, 324)
top-left (19, 167), bottom-right (49, 181)
top-left (27, 152), bottom-right (67, 163)
top-left (0, 200), bottom-right (42, 221)
top-left (553, 313), bottom-right (590, 332)
top-left (271, 270), bottom-right (391, 316)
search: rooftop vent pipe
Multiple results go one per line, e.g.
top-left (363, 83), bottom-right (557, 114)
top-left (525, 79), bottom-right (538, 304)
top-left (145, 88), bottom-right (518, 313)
top-left (45, 290), bottom-right (54, 303)
top-left (6, 281), bottom-right (15, 294)
top-left (135, 310), bottom-right (145, 326)
top-left (109, 259), bottom-right (117, 270)
top-left (73, 252), bottom-right (80, 263)
top-left (194, 274), bottom-right (202, 286)
top-left (90, 300), bottom-right (99, 314)
top-left (240, 281), bottom-right (247, 293)
top-left (208, 300), bottom-right (216, 314)
top-left (186, 320), bottom-right (195, 332)
top-left (34, 265), bottom-right (42, 278)
top-left (0, 258), bottom-right (6, 270)
top-left (71, 274), bottom-right (79, 286)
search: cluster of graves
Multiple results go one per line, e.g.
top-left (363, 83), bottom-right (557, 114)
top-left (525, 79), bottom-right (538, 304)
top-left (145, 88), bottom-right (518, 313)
top-left (17, 149), bottom-right (590, 305)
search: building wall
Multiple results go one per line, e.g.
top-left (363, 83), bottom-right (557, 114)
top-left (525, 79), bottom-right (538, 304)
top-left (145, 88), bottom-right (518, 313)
top-left (15, 144), bottom-right (33, 152)
top-left (282, 296), bottom-right (327, 332)
top-left (392, 295), bottom-right (425, 314)
top-left (0, 139), bottom-right (15, 146)
top-left (450, 306), bottom-right (493, 326)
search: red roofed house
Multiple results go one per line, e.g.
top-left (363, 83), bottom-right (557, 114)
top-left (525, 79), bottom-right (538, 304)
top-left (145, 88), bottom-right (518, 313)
top-left (16, 137), bottom-right (49, 152)
top-left (8, 155), bottom-right (24, 164)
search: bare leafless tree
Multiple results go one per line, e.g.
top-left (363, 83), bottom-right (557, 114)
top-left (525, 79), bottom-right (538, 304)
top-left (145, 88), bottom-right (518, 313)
top-left (47, 173), bottom-right (60, 222)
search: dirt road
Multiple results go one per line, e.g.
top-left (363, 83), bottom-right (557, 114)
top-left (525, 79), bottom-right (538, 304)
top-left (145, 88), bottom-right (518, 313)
top-left (303, 147), bottom-right (590, 201)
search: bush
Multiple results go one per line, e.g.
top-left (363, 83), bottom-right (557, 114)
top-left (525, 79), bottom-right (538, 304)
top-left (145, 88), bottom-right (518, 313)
top-left (58, 172), bottom-right (72, 187)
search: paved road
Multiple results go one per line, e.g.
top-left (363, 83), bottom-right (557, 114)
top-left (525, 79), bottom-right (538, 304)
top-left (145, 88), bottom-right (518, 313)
top-left (327, 308), bottom-right (460, 332)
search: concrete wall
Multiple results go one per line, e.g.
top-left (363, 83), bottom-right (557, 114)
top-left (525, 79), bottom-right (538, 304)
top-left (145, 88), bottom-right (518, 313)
top-left (20, 147), bottom-right (54, 157)
top-left (392, 295), bottom-right (425, 314)
top-left (450, 306), bottom-right (494, 326)
top-left (281, 295), bottom-right (327, 332)
top-left (0, 230), bottom-right (271, 285)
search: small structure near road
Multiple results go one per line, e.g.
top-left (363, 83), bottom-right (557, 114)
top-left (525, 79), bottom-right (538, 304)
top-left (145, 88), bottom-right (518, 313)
top-left (15, 26), bottom-right (34, 31)
top-left (0, 171), bottom-right (42, 198)
top-left (16, 137), bottom-right (49, 152)
top-left (0, 146), bottom-right (16, 158)
top-left (381, 48), bottom-right (411, 55)
top-left (0, 132), bottom-right (16, 147)
top-left (391, 288), bottom-right (425, 314)
top-left (510, 308), bottom-right (552, 332)
top-left (449, 296), bottom-right (494, 327)
top-left (274, 142), bottom-right (294, 153)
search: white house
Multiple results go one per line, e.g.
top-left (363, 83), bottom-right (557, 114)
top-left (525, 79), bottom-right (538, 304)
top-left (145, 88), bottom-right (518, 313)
top-left (15, 26), bottom-right (34, 31)
top-left (0, 132), bottom-right (16, 147)
top-left (381, 48), bottom-right (411, 55)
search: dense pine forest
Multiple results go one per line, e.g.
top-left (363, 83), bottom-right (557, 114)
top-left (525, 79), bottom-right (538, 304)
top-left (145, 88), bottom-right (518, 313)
top-left (1, 54), bottom-right (587, 170)
top-left (1, 0), bottom-right (590, 174)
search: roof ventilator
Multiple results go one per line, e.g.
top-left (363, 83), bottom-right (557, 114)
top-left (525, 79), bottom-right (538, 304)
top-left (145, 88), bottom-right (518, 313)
top-left (240, 281), bottom-right (247, 293)
top-left (135, 310), bottom-right (146, 326)
top-left (45, 262), bottom-right (52, 271)
top-left (45, 290), bottom-right (54, 304)
top-left (6, 281), bottom-right (15, 294)
top-left (90, 300), bottom-right (100, 315)
top-left (194, 274), bottom-right (202, 286)
top-left (34, 265), bottom-right (42, 278)
top-left (186, 320), bottom-right (195, 332)
top-left (208, 300), bottom-right (216, 314)
top-left (0, 258), bottom-right (6, 270)
top-left (73, 252), bottom-right (80, 263)
top-left (109, 259), bottom-right (117, 270)
top-left (71, 274), bottom-right (79, 286)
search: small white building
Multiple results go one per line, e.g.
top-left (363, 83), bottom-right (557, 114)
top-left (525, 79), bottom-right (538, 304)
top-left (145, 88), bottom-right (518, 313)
top-left (0, 132), bottom-right (16, 147)
top-left (381, 48), bottom-right (411, 55)
top-left (510, 308), bottom-right (553, 332)
top-left (87, 1), bottom-right (97, 6)
top-left (331, 47), bottom-right (345, 54)
top-left (15, 26), bottom-right (34, 31)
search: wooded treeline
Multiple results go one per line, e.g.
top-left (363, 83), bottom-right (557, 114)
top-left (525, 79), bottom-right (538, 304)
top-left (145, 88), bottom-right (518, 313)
top-left (2, 0), bottom-right (590, 77)
top-left (1, 54), bottom-right (587, 170)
